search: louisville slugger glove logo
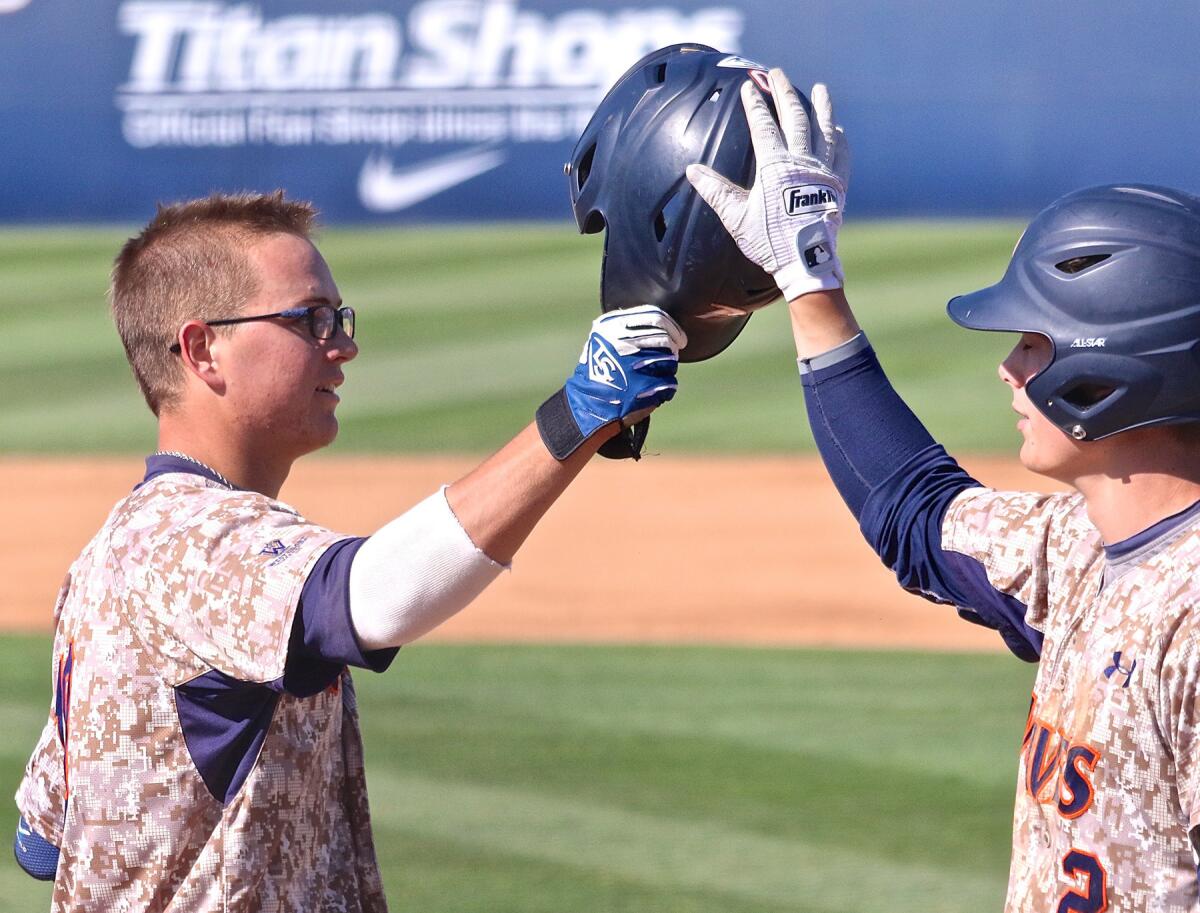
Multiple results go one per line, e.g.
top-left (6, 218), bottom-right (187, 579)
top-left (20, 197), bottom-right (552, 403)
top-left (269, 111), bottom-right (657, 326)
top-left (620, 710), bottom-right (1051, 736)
top-left (587, 335), bottom-right (627, 390)
top-left (783, 185), bottom-right (838, 216)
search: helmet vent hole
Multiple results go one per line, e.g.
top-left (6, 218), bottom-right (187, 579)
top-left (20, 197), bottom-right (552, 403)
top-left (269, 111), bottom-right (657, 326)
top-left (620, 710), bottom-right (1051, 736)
top-left (1062, 382), bottom-right (1116, 409)
top-left (654, 63), bottom-right (668, 83)
top-left (576, 143), bottom-right (596, 191)
top-left (709, 89), bottom-right (722, 103)
top-left (653, 189), bottom-right (686, 244)
top-left (653, 212), bottom-right (667, 242)
top-left (581, 210), bottom-right (606, 235)
top-left (1055, 254), bottom-right (1111, 274)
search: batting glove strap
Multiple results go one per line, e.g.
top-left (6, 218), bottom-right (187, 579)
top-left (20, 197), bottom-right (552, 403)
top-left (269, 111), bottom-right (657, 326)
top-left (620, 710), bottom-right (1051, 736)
top-left (772, 223), bottom-right (844, 300)
top-left (536, 387), bottom-right (589, 461)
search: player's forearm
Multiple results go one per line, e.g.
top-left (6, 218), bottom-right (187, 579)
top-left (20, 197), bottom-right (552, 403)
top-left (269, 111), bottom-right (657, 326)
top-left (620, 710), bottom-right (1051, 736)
top-left (787, 289), bottom-right (861, 360)
top-left (446, 420), bottom-right (614, 565)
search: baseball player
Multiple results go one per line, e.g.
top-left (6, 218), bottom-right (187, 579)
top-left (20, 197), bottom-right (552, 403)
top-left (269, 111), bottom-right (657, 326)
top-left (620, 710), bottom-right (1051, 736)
top-left (12, 191), bottom-right (685, 911)
top-left (689, 67), bottom-right (1200, 911)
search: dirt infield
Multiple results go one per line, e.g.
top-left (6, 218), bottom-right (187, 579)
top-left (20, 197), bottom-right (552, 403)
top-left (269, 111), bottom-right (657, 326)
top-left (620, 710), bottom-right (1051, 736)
top-left (0, 455), bottom-right (1063, 649)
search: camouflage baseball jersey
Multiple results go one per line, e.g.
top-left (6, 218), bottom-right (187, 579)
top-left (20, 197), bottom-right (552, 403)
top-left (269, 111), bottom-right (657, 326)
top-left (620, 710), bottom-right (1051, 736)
top-left (16, 455), bottom-right (397, 912)
top-left (942, 487), bottom-right (1200, 913)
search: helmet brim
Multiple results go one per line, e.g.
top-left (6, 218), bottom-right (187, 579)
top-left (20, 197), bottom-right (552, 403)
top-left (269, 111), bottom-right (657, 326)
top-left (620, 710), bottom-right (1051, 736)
top-left (946, 283), bottom-right (1036, 335)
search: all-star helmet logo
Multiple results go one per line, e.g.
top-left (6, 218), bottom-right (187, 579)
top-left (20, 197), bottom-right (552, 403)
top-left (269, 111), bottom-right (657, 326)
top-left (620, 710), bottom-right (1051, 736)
top-left (587, 335), bottom-right (627, 390)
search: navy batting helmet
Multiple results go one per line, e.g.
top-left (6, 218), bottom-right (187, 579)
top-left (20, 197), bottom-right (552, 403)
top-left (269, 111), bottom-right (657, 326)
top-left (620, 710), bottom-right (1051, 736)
top-left (948, 184), bottom-right (1200, 441)
top-left (567, 44), bottom-right (806, 362)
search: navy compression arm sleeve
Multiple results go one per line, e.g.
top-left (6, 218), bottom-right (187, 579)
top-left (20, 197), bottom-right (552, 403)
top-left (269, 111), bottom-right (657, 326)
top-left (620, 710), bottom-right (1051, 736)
top-left (799, 336), bottom-right (940, 516)
top-left (799, 336), bottom-right (1042, 661)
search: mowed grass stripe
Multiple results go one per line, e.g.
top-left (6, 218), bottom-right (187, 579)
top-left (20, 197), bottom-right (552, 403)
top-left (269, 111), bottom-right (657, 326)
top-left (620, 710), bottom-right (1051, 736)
top-left (363, 644), bottom-right (1030, 784)
top-left (0, 220), bottom-right (1028, 454)
top-left (369, 770), bottom-right (1005, 913)
top-left (382, 830), bottom-right (798, 913)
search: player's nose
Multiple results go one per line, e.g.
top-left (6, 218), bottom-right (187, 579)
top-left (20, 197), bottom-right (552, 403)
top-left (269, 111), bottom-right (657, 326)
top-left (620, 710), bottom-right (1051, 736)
top-left (998, 341), bottom-right (1026, 389)
top-left (326, 329), bottom-right (358, 363)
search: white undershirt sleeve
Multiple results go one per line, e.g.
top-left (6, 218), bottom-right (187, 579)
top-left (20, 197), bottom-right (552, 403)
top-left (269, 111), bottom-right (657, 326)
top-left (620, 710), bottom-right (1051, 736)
top-left (348, 486), bottom-right (507, 650)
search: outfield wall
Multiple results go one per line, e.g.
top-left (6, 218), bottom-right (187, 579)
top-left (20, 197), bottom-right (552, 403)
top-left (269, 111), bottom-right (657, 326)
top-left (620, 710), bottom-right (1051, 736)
top-left (1, 0), bottom-right (1197, 222)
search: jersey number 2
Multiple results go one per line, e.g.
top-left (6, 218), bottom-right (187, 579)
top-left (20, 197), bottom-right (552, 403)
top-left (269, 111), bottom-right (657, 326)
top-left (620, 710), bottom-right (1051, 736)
top-left (1057, 850), bottom-right (1107, 913)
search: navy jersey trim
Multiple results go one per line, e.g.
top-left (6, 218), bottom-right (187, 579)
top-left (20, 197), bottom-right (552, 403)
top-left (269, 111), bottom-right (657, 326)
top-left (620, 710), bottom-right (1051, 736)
top-left (175, 670), bottom-right (281, 805)
top-left (13, 816), bottom-right (59, 881)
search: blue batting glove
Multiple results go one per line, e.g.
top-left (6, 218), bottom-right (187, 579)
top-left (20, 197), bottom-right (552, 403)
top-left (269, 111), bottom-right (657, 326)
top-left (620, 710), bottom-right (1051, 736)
top-left (537, 305), bottom-right (687, 461)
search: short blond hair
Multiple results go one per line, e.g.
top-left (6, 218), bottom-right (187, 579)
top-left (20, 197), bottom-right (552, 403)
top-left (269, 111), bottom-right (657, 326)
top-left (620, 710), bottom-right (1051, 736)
top-left (110, 190), bottom-right (318, 415)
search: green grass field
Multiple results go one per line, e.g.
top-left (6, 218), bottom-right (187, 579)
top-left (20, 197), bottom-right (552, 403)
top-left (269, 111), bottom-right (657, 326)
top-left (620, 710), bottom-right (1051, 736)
top-left (0, 220), bottom-right (1025, 455)
top-left (0, 636), bottom-right (1033, 913)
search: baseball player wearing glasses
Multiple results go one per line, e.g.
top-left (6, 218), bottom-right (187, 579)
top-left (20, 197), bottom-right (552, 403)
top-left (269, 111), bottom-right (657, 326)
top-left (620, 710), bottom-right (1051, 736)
top-left (13, 192), bottom-right (685, 911)
top-left (690, 67), bottom-right (1200, 912)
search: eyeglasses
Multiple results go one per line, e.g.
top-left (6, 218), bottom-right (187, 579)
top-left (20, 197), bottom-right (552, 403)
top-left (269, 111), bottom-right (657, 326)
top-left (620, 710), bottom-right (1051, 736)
top-left (169, 304), bottom-right (355, 353)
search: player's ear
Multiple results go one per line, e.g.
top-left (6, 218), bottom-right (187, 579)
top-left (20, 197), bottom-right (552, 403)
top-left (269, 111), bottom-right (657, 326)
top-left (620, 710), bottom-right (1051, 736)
top-left (177, 321), bottom-right (226, 395)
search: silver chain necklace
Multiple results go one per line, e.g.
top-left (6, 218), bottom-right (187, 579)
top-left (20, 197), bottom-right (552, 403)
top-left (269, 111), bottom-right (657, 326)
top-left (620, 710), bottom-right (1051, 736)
top-left (153, 450), bottom-right (236, 489)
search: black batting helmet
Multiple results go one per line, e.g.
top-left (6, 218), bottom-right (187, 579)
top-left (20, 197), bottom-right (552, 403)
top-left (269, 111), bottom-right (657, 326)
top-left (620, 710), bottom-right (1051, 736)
top-left (567, 44), bottom-right (806, 362)
top-left (948, 184), bottom-right (1200, 441)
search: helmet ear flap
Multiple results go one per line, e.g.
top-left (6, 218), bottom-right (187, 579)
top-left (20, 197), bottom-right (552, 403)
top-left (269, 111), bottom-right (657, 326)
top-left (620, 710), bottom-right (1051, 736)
top-left (1030, 353), bottom-right (1164, 440)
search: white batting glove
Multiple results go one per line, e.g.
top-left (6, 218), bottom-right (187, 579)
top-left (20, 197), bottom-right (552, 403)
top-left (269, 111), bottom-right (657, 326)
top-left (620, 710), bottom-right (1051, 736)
top-left (686, 69), bottom-right (850, 301)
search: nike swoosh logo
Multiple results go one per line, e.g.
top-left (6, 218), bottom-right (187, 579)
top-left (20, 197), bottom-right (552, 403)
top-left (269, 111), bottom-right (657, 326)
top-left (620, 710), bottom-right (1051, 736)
top-left (358, 146), bottom-right (507, 212)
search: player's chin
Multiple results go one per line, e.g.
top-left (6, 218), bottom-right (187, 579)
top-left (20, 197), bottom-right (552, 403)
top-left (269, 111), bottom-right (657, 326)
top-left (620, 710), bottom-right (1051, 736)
top-left (315, 414), bottom-right (340, 448)
top-left (297, 413), bottom-right (341, 456)
top-left (1018, 441), bottom-right (1078, 483)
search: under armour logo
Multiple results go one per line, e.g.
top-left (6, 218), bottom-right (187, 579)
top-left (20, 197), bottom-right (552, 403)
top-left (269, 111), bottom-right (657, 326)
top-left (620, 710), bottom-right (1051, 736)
top-left (587, 335), bottom-right (627, 390)
top-left (1104, 651), bottom-right (1137, 689)
top-left (260, 539), bottom-right (287, 556)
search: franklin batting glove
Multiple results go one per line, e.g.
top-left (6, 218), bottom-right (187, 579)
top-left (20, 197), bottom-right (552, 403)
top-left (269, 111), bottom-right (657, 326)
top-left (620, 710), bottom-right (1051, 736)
top-left (537, 305), bottom-right (687, 461)
top-left (687, 69), bottom-right (851, 302)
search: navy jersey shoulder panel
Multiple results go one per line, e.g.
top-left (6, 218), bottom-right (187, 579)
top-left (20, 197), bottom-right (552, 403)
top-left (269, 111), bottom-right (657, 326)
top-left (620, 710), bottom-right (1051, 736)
top-left (286, 536), bottom-right (398, 697)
